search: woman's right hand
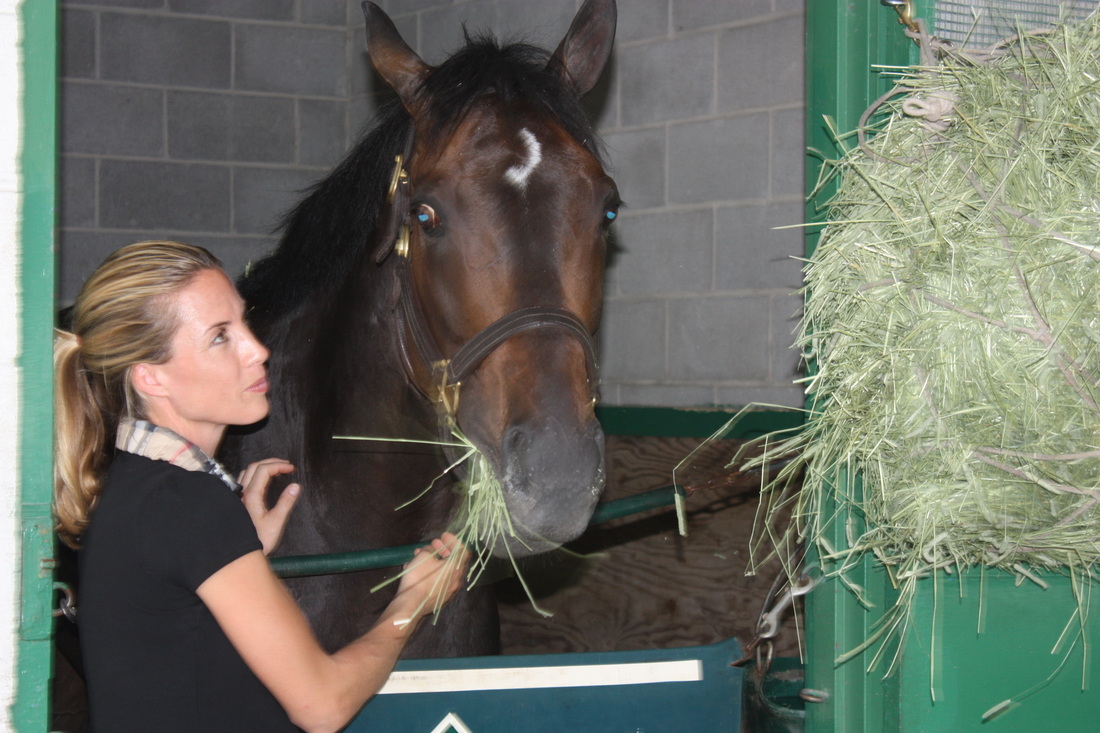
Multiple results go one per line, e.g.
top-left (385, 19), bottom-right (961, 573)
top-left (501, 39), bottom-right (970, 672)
top-left (390, 532), bottom-right (469, 626)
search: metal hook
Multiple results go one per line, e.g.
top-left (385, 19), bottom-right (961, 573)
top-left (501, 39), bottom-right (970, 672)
top-left (881, 0), bottom-right (920, 34)
top-left (756, 573), bottom-right (818, 640)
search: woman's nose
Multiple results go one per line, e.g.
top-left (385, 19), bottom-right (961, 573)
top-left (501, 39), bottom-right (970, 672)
top-left (244, 329), bottom-right (270, 365)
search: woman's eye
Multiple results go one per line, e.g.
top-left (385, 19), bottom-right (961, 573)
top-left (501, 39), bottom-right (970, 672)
top-left (414, 203), bottom-right (442, 233)
top-left (212, 329), bottom-right (227, 345)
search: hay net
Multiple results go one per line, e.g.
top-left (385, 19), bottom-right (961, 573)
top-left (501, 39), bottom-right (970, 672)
top-left (749, 10), bottom-right (1100, 607)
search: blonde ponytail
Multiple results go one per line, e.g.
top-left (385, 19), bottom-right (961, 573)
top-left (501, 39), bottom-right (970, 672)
top-left (53, 241), bottom-right (223, 547)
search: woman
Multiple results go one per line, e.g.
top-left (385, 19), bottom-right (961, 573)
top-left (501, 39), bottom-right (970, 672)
top-left (54, 241), bottom-right (467, 732)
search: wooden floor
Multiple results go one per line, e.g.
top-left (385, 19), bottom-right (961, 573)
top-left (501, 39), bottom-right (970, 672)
top-left (497, 435), bottom-right (803, 659)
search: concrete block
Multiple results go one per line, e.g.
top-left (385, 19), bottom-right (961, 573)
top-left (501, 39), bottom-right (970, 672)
top-left (602, 126), bottom-right (666, 210)
top-left (616, 0), bottom-right (669, 44)
top-left (57, 230), bottom-right (129, 306)
top-left (59, 155), bottom-right (96, 229)
top-left (379, 0), bottom-right (449, 16)
top-left (99, 160), bottom-right (231, 231)
top-left (619, 33), bottom-right (714, 126)
top-left (675, 0), bottom-right (773, 31)
top-left (598, 298), bottom-right (666, 382)
top-left (61, 82), bottom-right (164, 157)
top-left (771, 106), bottom-right (804, 197)
top-left (774, 0), bottom-right (806, 15)
top-left (668, 113), bottom-right (770, 204)
top-left (667, 295), bottom-right (771, 381)
top-left (235, 24), bottom-right (347, 97)
top-left (101, 14), bottom-right (231, 88)
top-left (611, 208), bottom-right (713, 296)
top-left (60, 9), bottom-right (95, 80)
top-left (718, 14), bottom-right (804, 113)
top-left (494, 0), bottom-right (578, 50)
top-left (617, 383), bottom-right (717, 408)
top-left (169, 92), bottom-right (299, 163)
top-left (232, 165), bottom-right (321, 235)
top-left (715, 384), bottom-right (803, 409)
top-left (63, 0), bottom-right (163, 7)
top-left (184, 233), bottom-right (276, 281)
top-left (770, 292), bottom-right (804, 383)
top-left (299, 0), bottom-right (349, 28)
top-left (167, 0), bottom-right (295, 21)
top-left (420, 1), bottom-right (495, 63)
top-left (299, 98), bottom-right (349, 167)
top-left (167, 91), bottom-right (229, 161)
top-left (714, 200), bottom-right (804, 291)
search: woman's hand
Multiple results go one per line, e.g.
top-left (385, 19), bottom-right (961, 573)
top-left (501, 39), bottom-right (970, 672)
top-left (238, 458), bottom-right (301, 555)
top-left (389, 533), bottom-right (469, 627)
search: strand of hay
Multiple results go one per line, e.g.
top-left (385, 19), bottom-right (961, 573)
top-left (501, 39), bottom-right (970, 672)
top-left (744, 13), bottom-right (1100, 668)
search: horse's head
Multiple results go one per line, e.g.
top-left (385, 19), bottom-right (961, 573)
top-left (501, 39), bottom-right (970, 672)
top-left (363, 0), bottom-right (618, 557)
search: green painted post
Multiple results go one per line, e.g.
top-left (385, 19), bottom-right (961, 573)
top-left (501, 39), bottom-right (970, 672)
top-left (15, 0), bottom-right (58, 730)
top-left (803, 2), bottom-right (924, 732)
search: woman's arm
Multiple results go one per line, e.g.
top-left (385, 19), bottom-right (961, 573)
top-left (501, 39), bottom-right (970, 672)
top-left (197, 535), bottom-right (466, 733)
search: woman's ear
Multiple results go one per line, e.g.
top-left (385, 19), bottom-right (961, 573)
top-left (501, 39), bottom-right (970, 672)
top-left (131, 363), bottom-right (169, 399)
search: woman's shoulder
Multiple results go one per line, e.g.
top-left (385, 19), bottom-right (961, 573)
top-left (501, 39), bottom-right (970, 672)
top-left (104, 452), bottom-right (242, 519)
top-left (110, 451), bottom-right (229, 492)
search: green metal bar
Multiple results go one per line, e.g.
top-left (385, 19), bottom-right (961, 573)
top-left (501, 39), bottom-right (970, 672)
top-left (15, 1), bottom-right (58, 730)
top-left (595, 406), bottom-right (802, 439)
top-left (803, 3), bottom-right (926, 733)
top-left (272, 485), bottom-right (684, 579)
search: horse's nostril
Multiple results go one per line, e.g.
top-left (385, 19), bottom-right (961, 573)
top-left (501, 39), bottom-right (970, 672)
top-left (504, 426), bottom-right (528, 456)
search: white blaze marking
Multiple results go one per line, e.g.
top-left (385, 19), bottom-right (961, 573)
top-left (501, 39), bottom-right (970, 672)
top-left (504, 127), bottom-right (542, 189)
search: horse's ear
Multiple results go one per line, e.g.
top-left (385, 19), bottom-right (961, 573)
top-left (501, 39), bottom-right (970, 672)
top-left (549, 0), bottom-right (617, 97)
top-left (362, 1), bottom-right (429, 108)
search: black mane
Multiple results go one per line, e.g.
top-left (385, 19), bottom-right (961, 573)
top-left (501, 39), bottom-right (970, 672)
top-left (237, 36), bottom-right (604, 328)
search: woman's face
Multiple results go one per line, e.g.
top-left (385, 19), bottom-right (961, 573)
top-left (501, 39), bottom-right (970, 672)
top-left (138, 268), bottom-right (270, 454)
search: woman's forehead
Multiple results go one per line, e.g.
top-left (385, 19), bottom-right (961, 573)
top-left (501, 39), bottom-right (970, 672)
top-left (171, 269), bottom-right (244, 329)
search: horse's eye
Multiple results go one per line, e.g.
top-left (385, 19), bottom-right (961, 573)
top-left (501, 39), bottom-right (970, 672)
top-left (414, 203), bottom-right (442, 233)
top-left (602, 204), bottom-right (620, 228)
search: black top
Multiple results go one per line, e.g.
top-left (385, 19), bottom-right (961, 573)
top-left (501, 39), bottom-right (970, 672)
top-left (79, 451), bottom-right (300, 732)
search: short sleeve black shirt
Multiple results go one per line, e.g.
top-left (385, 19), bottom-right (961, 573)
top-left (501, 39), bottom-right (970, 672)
top-left (79, 451), bottom-right (300, 732)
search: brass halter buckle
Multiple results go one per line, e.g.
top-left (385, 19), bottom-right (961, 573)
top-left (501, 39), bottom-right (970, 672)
top-left (433, 360), bottom-right (462, 417)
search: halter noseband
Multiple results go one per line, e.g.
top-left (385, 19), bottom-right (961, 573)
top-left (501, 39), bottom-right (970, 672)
top-left (386, 154), bottom-right (600, 418)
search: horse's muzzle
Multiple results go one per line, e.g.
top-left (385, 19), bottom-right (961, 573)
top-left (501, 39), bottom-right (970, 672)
top-left (492, 416), bottom-right (606, 557)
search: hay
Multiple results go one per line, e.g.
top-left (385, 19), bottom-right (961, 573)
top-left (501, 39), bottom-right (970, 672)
top-left (745, 13), bottom-right (1100, 657)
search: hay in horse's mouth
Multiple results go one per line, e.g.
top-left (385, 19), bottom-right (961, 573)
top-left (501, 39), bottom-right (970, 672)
top-left (332, 426), bottom-right (554, 619)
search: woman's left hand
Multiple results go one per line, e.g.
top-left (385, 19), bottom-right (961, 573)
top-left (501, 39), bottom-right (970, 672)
top-left (238, 458), bottom-right (301, 555)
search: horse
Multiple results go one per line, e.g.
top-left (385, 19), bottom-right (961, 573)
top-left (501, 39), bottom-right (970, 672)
top-left (226, 0), bottom-right (619, 658)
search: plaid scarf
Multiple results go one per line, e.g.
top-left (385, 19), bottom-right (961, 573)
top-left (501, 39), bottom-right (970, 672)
top-left (116, 417), bottom-right (242, 494)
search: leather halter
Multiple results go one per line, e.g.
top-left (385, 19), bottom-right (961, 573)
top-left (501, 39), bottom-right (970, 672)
top-left (386, 154), bottom-right (600, 418)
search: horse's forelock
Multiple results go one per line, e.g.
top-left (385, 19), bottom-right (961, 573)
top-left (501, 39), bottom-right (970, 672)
top-left (416, 37), bottom-right (606, 166)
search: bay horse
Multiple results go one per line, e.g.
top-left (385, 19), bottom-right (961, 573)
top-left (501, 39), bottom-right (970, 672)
top-left (226, 0), bottom-right (619, 657)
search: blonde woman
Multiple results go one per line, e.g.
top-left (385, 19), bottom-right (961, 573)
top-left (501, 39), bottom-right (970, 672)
top-left (54, 241), bottom-right (467, 733)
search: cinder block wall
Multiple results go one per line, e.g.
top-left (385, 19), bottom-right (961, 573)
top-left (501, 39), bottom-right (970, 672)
top-left (58, 0), bottom-right (355, 297)
top-left (58, 0), bottom-right (805, 409)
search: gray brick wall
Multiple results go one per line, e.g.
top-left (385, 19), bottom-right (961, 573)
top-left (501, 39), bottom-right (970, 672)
top-left (59, 0), bottom-right (805, 410)
top-left (58, 0), bottom-right (354, 300)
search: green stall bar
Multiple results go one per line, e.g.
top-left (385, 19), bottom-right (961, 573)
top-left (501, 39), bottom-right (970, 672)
top-left (14, 1), bottom-right (58, 731)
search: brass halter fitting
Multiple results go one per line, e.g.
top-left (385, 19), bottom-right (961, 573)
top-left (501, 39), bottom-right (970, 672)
top-left (387, 154), bottom-right (408, 203)
top-left (395, 224), bottom-right (410, 258)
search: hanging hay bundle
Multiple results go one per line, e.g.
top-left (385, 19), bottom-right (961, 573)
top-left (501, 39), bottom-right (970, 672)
top-left (749, 14), bottom-right (1100, 636)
